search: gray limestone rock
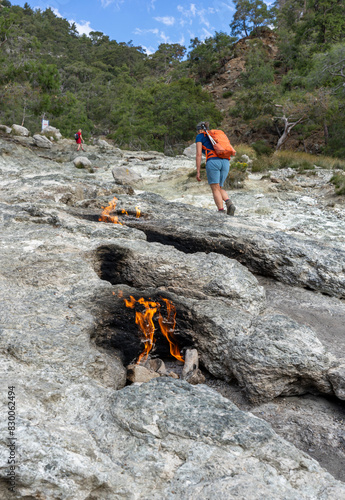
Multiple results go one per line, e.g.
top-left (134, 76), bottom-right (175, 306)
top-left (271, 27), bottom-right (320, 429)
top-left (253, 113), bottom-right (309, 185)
top-left (73, 155), bottom-right (92, 170)
top-left (178, 297), bottom-right (337, 402)
top-left (112, 165), bottom-right (143, 186)
top-left (33, 134), bottom-right (53, 148)
top-left (126, 364), bottom-right (160, 383)
top-left (94, 238), bottom-right (265, 314)
top-left (1, 135), bottom-right (345, 497)
top-left (328, 363), bottom-right (345, 399)
top-left (41, 125), bottom-right (62, 140)
top-left (116, 192), bottom-right (345, 298)
top-left (105, 379), bottom-right (345, 499)
top-left (183, 142), bottom-right (196, 157)
top-left (96, 138), bottom-right (112, 148)
top-left (0, 124), bottom-right (12, 134)
top-left (11, 123), bottom-right (30, 136)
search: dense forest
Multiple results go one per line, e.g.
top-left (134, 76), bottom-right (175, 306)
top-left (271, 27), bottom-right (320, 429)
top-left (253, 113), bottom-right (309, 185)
top-left (1, 0), bottom-right (345, 156)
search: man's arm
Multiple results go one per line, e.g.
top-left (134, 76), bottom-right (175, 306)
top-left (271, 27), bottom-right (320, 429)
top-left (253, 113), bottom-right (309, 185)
top-left (196, 141), bottom-right (203, 182)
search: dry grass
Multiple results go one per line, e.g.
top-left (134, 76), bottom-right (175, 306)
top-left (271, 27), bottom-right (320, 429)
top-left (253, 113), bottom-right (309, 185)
top-left (330, 172), bottom-right (345, 195)
top-left (232, 143), bottom-right (256, 158)
top-left (251, 150), bottom-right (345, 173)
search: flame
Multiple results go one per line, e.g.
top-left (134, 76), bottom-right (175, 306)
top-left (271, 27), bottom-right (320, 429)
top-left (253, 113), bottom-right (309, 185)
top-left (99, 197), bottom-right (141, 223)
top-left (123, 295), bottom-right (184, 364)
top-left (98, 197), bottom-right (122, 225)
top-left (158, 298), bottom-right (184, 362)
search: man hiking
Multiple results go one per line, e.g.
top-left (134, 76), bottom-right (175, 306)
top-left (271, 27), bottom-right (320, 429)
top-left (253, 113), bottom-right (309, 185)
top-left (195, 121), bottom-right (236, 215)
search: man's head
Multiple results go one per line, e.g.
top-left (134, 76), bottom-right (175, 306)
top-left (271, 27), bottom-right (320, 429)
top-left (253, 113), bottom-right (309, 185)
top-left (196, 121), bottom-right (209, 132)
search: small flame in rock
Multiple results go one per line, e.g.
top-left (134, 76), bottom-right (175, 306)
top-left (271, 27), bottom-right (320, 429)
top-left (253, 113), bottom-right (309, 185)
top-left (98, 197), bottom-right (122, 225)
top-left (123, 295), bottom-right (184, 364)
top-left (99, 198), bottom-right (141, 224)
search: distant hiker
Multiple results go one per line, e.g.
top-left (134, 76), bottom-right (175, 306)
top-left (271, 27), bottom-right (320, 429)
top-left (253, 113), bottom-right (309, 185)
top-left (75, 129), bottom-right (85, 151)
top-left (195, 121), bottom-right (236, 215)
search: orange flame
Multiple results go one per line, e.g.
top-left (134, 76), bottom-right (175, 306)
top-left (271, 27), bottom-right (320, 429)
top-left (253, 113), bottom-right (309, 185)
top-left (98, 197), bottom-right (122, 225)
top-left (158, 298), bottom-right (184, 362)
top-left (99, 197), bottom-right (141, 224)
top-left (123, 295), bottom-right (184, 364)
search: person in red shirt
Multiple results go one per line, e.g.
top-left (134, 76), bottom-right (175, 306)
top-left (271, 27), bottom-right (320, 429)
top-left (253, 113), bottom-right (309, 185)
top-left (76, 129), bottom-right (85, 151)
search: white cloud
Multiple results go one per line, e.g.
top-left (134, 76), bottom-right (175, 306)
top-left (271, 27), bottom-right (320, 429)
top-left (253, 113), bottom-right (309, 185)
top-left (177, 3), bottom-right (196, 18)
top-left (142, 45), bottom-right (155, 55)
top-left (218, 2), bottom-right (235, 13)
top-left (49, 6), bottom-right (94, 37)
top-left (147, 0), bottom-right (157, 11)
top-left (159, 31), bottom-right (170, 43)
top-left (200, 27), bottom-right (213, 39)
top-left (198, 11), bottom-right (210, 29)
top-left (134, 27), bottom-right (170, 45)
top-left (154, 16), bottom-right (175, 26)
top-left (51, 7), bottom-right (62, 18)
top-left (100, 0), bottom-right (113, 7)
top-left (134, 27), bottom-right (159, 35)
top-left (72, 20), bottom-right (94, 36)
top-left (100, 0), bottom-right (124, 8)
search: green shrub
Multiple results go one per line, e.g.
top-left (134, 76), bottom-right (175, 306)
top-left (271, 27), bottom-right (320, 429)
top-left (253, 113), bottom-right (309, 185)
top-left (224, 161), bottom-right (248, 189)
top-left (231, 143), bottom-right (255, 158)
top-left (251, 156), bottom-right (275, 172)
top-left (333, 162), bottom-right (345, 171)
top-left (251, 140), bottom-right (274, 157)
top-left (330, 172), bottom-right (345, 195)
top-left (222, 90), bottom-right (233, 98)
top-left (297, 161), bottom-right (315, 173)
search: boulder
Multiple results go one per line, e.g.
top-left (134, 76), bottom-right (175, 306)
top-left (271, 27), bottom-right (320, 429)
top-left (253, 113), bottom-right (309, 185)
top-left (33, 134), bottom-right (53, 149)
top-left (126, 364), bottom-right (160, 383)
top-left (183, 142), bottom-right (196, 157)
top-left (0, 124), bottom-right (12, 134)
top-left (94, 238), bottom-right (266, 314)
top-left (41, 126), bottom-right (62, 140)
top-left (117, 192), bottom-right (345, 299)
top-left (112, 165), bottom-right (142, 186)
top-left (74, 156), bottom-right (92, 169)
top-left (328, 362), bottom-right (345, 399)
top-left (11, 124), bottom-right (29, 136)
top-left (96, 139), bottom-right (112, 149)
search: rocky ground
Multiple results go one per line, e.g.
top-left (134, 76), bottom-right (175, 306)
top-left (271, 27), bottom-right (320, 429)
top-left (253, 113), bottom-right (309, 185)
top-left (1, 132), bottom-right (345, 498)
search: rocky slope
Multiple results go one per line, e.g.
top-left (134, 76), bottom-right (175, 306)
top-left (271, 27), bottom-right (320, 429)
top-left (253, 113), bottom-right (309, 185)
top-left (204, 29), bottom-right (325, 153)
top-left (0, 132), bottom-right (345, 498)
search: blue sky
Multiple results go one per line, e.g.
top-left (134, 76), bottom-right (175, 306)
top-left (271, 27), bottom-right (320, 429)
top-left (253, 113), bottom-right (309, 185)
top-left (12, 0), bottom-right (239, 54)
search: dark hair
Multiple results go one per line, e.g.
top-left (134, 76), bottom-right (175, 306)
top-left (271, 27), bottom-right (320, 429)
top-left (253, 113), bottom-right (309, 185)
top-left (196, 121), bottom-right (209, 132)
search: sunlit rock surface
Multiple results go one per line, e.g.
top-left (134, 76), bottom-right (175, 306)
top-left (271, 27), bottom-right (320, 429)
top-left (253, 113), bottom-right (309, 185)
top-left (1, 135), bottom-right (345, 497)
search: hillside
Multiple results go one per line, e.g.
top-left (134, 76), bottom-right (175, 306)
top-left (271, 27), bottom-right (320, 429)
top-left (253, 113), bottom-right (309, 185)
top-left (1, 1), bottom-right (345, 157)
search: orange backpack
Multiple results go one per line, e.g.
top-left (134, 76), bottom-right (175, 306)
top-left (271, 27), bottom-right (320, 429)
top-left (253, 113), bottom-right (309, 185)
top-left (206, 129), bottom-right (236, 159)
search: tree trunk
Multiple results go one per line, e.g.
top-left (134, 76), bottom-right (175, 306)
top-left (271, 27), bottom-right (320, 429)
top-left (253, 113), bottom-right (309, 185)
top-left (323, 119), bottom-right (329, 145)
top-left (275, 114), bottom-right (306, 151)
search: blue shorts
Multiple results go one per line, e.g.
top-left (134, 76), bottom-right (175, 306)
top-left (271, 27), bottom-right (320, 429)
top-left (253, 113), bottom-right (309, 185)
top-left (206, 158), bottom-right (229, 186)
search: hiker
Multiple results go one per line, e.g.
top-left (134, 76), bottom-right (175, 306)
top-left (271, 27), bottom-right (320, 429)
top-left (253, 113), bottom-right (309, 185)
top-left (195, 121), bottom-right (236, 215)
top-left (76, 129), bottom-right (85, 151)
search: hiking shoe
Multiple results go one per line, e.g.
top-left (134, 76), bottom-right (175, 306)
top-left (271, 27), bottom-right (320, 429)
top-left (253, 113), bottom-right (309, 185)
top-left (225, 200), bottom-right (236, 216)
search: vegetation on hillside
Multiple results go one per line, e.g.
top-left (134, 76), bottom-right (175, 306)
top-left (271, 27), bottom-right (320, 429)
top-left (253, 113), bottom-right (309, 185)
top-left (0, 0), bottom-right (345, 157)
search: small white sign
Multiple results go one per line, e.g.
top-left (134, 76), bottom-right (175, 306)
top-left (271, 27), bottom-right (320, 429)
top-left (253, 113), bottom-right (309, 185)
top-left (42, 119), bottom-right (49, 131)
